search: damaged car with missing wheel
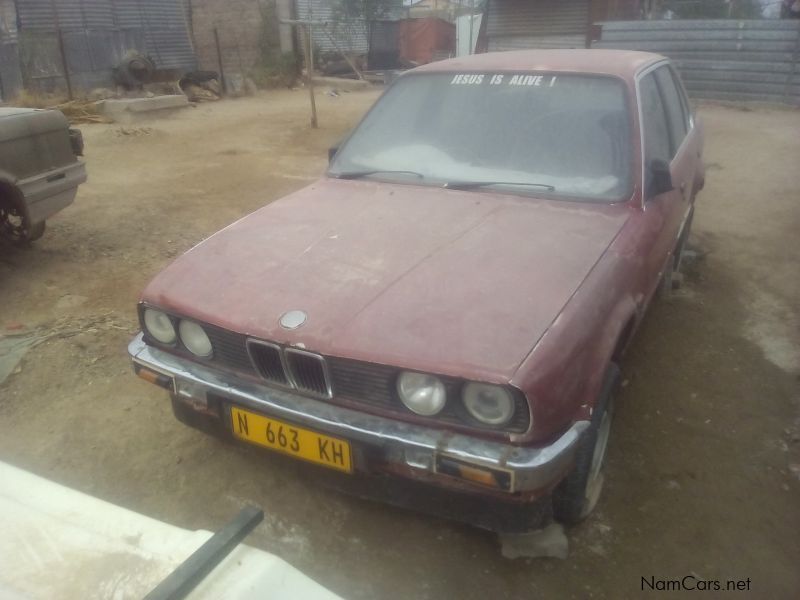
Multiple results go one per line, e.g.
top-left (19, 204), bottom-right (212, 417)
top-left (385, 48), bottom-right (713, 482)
top-left (129, 50), bottom-right (704, 535)
top-left (0, 107), bottom-right (86, 243)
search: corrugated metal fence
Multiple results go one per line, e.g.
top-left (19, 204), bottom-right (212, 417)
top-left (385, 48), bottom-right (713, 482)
top-left (487, 0), bottom-right (590, 51)
top-left (1, 0), bottom-right (195, 99)
top-left (295, 0), bottom-right (405, 55)
top-left (593, 20), bottom-right (800, 105)
top-left (295, 0), bottom-right (369, 54)
top-left (0, 0), bottom-right (21, 101)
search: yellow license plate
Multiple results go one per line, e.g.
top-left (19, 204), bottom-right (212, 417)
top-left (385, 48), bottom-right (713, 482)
top-left (230, 406), bottom-right (352, 473)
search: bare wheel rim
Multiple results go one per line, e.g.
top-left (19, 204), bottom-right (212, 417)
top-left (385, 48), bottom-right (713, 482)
top-left (588, 410), bottom-right (611, 489)
top-left (0, 205), bottom-right (28, 241)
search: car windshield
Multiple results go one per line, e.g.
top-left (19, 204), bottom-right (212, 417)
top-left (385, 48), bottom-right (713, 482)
top-left (329, 72), bottom-right (632, 201)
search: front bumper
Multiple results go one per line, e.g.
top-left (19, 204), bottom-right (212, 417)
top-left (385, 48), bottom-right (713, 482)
top-left (128, 333), bottom-right (588, 497)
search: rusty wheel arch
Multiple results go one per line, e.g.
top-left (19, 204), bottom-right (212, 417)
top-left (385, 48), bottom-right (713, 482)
top-left (0, 180), bottom-right (36, 243)
top-left (0, 180), bottom-right (25, 212)
top-left (611, 315), bottom-right (637, 363)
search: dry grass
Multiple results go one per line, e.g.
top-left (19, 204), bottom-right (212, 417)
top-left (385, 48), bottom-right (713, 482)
top-left (9, 89), bottom-right (65, 109)
top-left (52, 100), bottom-right (112, 124)
top-left (9, 89), bottom-right (111, 124)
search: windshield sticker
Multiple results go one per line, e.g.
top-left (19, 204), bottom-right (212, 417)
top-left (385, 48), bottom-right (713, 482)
top-left (450, 74), bottom-right (485, 85)
top-left (451, 74), bottom-right (558, 87)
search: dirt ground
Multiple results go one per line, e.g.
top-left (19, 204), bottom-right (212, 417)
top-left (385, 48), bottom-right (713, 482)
top-left (1, 89), bottom-right (799, 599)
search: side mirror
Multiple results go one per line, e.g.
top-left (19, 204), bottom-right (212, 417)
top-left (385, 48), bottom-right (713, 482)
top-left (328, 143), bottom-right (340, 163)
top-left (328, 131), bottom-right (351, 164)
top-left (646, 158), bottom-right (673, 198)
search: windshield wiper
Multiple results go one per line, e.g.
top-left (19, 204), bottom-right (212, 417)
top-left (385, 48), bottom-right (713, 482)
top-left (333, 169), bottom-right (425, 180)
top-left (443, 180), bottom-right (556, 192)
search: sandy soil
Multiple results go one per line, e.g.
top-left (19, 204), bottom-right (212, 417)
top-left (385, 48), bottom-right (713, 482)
top-left (1, 89), bottom-right (798, 599)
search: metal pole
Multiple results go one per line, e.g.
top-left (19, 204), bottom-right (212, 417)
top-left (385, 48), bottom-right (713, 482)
top-left (213, 27), bottom-right (227, 95)
top-left (304, 24), bottom-right (318, 128)
top-left (468, 0), bottom-right (475, 55)
top-left (309, 23), bottom-right (315, 78)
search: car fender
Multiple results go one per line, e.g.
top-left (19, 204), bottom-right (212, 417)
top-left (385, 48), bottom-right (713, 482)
top-left (0, 168), bottom-right (19, 187)
top-left (576, 295), bottom-right (639, 421)
top-left (511, 245), bottom-right (640, 445)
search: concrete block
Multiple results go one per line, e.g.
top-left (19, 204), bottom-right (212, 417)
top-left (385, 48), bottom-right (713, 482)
top-left (96, 95), bottom-right (189, 123)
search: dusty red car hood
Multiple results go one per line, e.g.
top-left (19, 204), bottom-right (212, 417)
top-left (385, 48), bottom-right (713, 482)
top-left (143, 178), bottom-right (630, 382)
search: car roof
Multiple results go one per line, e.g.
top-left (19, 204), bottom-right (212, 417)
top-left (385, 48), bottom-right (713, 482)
top-left (413, 49), bottom-right (666, 81)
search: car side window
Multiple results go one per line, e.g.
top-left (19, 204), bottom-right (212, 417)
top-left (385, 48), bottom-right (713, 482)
top-left (669, 67), bottom-right (692, 132)
top-left (639, 72), bottom-right (671, 165)
top-left (654, 66), bottom-right (687, 156)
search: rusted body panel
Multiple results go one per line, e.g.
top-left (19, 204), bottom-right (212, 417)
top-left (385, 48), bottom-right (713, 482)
top-left (143, 51), bottom-right (705, 445)
top-left (132, 50), bottom-right (705, 522)
top-left (144, 180), bottom-right (630, 387)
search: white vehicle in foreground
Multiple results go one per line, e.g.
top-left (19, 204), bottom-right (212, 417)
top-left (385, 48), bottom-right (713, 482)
top-left (0, 461), bottom-right (340, 600)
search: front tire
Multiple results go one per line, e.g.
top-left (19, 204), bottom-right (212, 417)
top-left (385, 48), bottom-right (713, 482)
top-left (659, 207), bottom-right (694, 296)
top-left (0, 193), bottom-right (45, 244)
top-left (553, 364), bottom-right (620, 525)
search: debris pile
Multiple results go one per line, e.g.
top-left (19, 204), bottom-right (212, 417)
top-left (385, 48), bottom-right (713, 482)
top-left (52, 100), bottom-right (112, 125)
top-left (178, 71), bottom-right (223, 102)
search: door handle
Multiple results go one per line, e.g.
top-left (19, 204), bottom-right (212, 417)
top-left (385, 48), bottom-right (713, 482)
top-left (680, 181), bottom-right (687, 195)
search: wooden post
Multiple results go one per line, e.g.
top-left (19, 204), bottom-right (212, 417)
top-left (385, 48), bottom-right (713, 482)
top-left (49, 0), bottom-right (73, 100)
top-left (213, 27), bottom-right (227, 95)
top-left (55, 28), bottom-right (74, 100)
top-left (303, 24), bottom-right (318, 128)
top-left (279, 18), bottom-right (323, 127)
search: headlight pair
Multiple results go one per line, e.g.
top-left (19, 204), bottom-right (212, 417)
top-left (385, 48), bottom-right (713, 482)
top-left (143, 308), bottom-right (212, 358)
top-left (396, 371), bottom-right (516, 426)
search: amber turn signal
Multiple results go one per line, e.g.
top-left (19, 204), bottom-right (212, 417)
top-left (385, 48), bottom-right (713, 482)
top-left (134, 364), bottom-right (173, 390)
top-left (435, 455), bottom-right (513, 491)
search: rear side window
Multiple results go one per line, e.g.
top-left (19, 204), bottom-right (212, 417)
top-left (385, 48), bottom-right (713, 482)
top-left (670, 67), bottom-right (692, 131)
top-left (654, 66), bottom-right (687, 156)
top-left (639, 72), bottom-right (671, 165)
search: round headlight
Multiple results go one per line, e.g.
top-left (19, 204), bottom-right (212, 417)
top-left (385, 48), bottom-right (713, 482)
top-left (143, 308), bottom-right (176, 344)
top-left (178, 320), bottom-right (213, 357)
top-left (463, 383), bottom-right (514, 425)
top-left (397, 371), bottom-right (447, 416)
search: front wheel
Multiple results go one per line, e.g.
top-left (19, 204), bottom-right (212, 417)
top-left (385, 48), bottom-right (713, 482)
top-left (659, 207), bottom-right (694, 296)
top-left (0, 198), bottom-right (45, 244)
top-left (553, 364), bottom-right (619, 525)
